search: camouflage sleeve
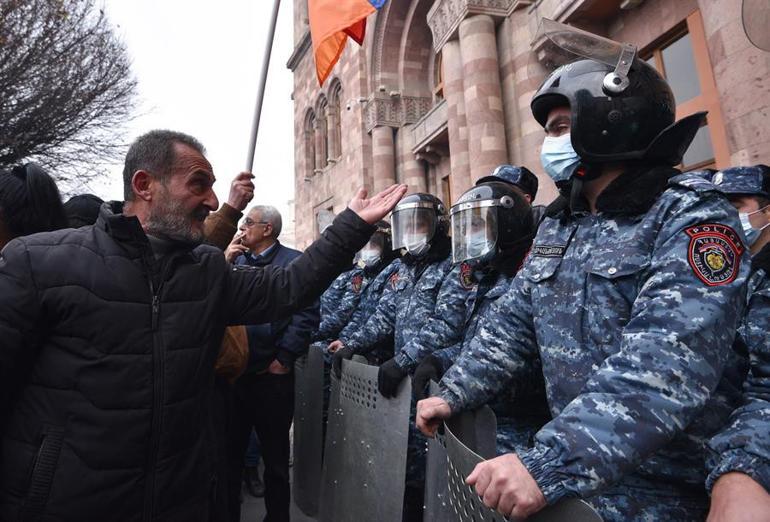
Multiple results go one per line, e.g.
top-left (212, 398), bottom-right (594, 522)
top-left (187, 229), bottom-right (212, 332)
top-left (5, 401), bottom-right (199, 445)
top-left (432, 342), bottom-right (463, 374)
top-left (319, 271), bottom-right (350, 319)
top-left (341, 279), bottom-right (398, 354)
top-left (315, 273), bottom-right (363, 340)
top-left (706, 273), bottom-right (770, 492)
top-left (394, 264), bottom-right (476, 370)
top-left (438, 272), bottom-right (538, 412)
top-left (518, 195), bottom-right (749, 504)
top-left (339, 263), bottom-right (397, 340)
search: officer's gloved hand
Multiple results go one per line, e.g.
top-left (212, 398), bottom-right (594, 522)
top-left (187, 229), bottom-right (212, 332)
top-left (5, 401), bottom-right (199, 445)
top-left (412, 355), bottom-right (444, 401)
top-left (377, 358), bottom-right (408, 398)
top-left (332, 346), bottom-right (355, 378)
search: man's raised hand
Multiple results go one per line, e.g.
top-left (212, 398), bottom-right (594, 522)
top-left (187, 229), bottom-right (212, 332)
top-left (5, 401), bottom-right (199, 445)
top-left (348, 184), bottom-right (408, 225)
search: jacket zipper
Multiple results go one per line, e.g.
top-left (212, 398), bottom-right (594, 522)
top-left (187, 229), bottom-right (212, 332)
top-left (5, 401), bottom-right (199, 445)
top-left (142, 256), bottom-right (167, 522)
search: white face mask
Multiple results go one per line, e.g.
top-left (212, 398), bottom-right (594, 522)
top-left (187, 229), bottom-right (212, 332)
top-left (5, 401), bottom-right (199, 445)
top-left (739, 205), bottom-right (770, 246)
top-left (467, 233), bottom-right (489, 258)
top-left (359, 247), bottom-right (382, 267)
top-left (404, 233), bottom-right (430, 257)
top-left (540, 133), bottom-right (580, 183)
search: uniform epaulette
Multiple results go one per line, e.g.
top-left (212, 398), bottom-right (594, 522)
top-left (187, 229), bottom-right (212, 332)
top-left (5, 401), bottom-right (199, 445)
top-left (668, 172), bottom-right (719, 194)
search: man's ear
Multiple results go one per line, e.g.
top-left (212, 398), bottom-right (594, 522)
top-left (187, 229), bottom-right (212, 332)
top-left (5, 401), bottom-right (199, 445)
top-left (263, 223), bottom-right (273, 240)
top-left (131, 170), bottom-right (154, 202)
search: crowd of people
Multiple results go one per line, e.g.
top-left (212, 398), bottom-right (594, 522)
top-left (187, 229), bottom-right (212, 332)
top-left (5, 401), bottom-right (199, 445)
top-left (0, 34), bottom-right (769, 522)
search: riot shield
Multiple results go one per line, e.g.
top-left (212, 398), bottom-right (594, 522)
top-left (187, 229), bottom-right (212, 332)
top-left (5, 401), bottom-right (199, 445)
top-left (444, 422), bottom-right (603, 522)
top-left (292, 344), bottom-right (325, 516)
top-left (319, 358), bottom-right (411, 522)
top-left (424, 382), bottom-right (498, 521)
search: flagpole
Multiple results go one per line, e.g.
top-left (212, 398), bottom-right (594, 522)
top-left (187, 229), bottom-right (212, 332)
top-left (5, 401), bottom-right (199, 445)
top-left (245, 0), bottom-right (282, 172)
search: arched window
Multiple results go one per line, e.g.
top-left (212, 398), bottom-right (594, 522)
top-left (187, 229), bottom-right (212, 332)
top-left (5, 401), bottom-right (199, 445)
top-left (304, 109), bottom-right (316, 179)
top-left (327, 79), bottom-right (343, 161)
top-left (315, 95), bottom-right (328, 171)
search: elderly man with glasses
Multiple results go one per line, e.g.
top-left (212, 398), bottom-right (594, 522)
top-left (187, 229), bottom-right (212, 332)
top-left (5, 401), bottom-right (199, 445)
top-left (224, 205), bottom-right (319, 522)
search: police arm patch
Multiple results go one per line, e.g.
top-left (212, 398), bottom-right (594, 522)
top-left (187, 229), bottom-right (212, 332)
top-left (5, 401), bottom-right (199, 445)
top-left (459, 262), bottom-right (475, 290)
top-left (351, 274), bottom-right (363, 293)
top-left (389, 272), bottom-right (400, 290)
top-left (684, 223), bottom-right (744, 286)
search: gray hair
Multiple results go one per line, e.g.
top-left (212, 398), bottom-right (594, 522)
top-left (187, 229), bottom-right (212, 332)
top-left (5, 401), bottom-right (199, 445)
top-left (122, 129), bottom-right (206, 201)
top-left (250, 205), bottom-right (282, 239)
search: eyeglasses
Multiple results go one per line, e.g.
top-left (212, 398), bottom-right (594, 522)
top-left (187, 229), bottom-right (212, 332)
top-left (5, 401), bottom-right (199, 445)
top-left (243, 217), bottom-right (270, 228)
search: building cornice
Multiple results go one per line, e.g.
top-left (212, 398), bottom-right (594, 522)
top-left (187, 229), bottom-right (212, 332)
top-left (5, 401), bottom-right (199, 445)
top-left (287, 31), bottom-right (312, 72)
top-left (427, 0), bottom-right (528, 52)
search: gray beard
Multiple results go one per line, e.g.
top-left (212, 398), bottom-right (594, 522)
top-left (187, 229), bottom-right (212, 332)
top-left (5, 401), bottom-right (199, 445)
top-left (145, 194), bottom-right (206, 246)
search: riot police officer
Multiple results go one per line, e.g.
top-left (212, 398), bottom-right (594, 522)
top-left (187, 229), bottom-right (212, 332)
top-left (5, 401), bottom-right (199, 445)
top-left (706, 164), bottom-right (770, 520)
top-left (417, 21), bottom-right (749, 521)
top-left (314, 221), bottom-right (397, 343)
top-left (412, 179), bottom-right (551, 454)
top-left (330, 193), bottom-right (454, 521)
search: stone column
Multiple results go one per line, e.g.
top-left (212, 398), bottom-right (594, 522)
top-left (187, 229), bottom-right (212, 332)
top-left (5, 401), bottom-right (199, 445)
top-left (396, 125), bottom-right (427, 193)
top-left (371, 125), bottom-right (396, 193)
top-left (459, 15), bottom-right (508, 182)
top-left (697, 0), bottom-right (770, 165)
top-left (442, 40), bottom-right (471, 203)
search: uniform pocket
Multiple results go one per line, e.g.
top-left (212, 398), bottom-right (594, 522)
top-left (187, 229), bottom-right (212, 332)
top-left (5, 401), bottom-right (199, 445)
top-left (21, 426), bottom-right (64, 521)
top-left (523, 256), bottom-right (563, 283)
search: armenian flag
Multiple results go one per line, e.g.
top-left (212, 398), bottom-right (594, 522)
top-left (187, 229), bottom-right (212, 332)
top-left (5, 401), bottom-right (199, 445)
top-left (309, 0), bottom-right (386, 86)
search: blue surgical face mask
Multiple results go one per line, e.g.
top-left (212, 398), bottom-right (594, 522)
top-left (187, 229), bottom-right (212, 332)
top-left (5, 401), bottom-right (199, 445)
top-left (540, 133), bottom-right (580, 183)
top-left (739, 205), bottom-right (770, 246)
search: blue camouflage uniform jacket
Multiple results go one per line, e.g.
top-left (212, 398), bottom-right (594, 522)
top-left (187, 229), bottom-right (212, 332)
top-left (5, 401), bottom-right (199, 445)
top-left (338, 259), bottom-right (401, 346)
top-left (439, 169), bottom-right (749, 513)
top-left (343, 254), bottom-right (454, 363)
top-left (434, 269), bottom-right (550, 453)
top-left (392, 261), bottom-right (482, 371)
top-left (706, 244), bottom-right (770, 492)
top-left (314, 266), bottom-right (365, 341)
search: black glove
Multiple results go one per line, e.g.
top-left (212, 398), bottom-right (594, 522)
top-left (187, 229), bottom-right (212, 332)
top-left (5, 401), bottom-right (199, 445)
top-left (377, 358), bottom-right (408, 398)
top-left (332, 346), bottom-right (355, 378)
top-left (412, 355), bottom-right (444, 401)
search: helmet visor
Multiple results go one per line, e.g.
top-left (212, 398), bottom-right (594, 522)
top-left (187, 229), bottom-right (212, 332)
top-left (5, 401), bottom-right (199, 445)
top-left (450, 205), bottom-right (497, 264)
top-left (392, 206), bottom-right (436, 252)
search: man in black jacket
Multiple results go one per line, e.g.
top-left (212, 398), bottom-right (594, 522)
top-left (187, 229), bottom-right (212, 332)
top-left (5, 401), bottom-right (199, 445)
top-left (226, 204), bottom-right (318, 522)
top-left (0, 129), bottom-right (406, 522)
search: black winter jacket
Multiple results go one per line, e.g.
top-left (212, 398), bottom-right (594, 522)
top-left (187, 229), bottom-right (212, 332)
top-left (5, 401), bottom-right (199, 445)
top-left (0, 203), bottom-right (373, 522)
top-left (235, 242), bottom-right (320, 373)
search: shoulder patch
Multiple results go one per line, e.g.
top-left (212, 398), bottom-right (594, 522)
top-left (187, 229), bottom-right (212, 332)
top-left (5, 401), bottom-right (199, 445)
top-left (389, 271), bottom-right (400, 290)
top-left (351, 274), bottom-right (363, 293)
top-left (669, 173), bottom-right (717, 194)
top-left (459, 262), bottom-right (475, 290)
top-left (684, 223), bottom-right (744, 286)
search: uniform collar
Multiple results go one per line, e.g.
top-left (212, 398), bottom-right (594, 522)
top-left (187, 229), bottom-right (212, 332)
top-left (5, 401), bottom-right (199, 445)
top-left (545, 166), bottom-right (678, 219)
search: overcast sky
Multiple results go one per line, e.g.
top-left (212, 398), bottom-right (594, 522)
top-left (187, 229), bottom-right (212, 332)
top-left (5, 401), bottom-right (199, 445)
top-left (98, 0), bottom-right (295, 221)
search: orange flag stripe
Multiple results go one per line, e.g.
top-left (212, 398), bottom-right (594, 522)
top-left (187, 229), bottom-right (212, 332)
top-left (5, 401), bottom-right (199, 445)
top-left (309, 0), bottom-right (377, 85)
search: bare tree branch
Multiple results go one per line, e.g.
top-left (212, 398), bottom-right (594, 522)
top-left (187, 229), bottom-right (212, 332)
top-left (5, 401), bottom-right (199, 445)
top-left (0, 0), bottom-right (137, 187)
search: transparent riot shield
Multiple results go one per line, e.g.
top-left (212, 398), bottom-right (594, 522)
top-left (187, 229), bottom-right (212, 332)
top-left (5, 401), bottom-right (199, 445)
top-left (292, 344), bottom-right (325, 516)
top-left (444, 420), bottom-right (604, 522)
top-left (319, 358), bottom-right (411, 522)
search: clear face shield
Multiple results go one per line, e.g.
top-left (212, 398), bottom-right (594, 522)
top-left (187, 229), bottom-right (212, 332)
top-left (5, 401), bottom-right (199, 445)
top-left (392, 203), bottom-right (437, 255)
top-left (527, 18), bottom-right (638, 94)
top-left (450, 201), bottom-right (499, 264)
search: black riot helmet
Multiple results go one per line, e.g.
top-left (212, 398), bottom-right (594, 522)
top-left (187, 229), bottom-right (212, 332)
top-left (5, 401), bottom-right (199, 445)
top-left (531, 19), bottom-right (705, 167)
top-left (391, 193), bottom-right (448, 258)
top-left (450, 182), bottom-right (533, 266)
top-left (357, 220), bottom-right (397, 271)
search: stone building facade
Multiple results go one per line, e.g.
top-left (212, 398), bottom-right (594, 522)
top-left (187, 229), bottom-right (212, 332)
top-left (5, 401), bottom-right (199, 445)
top-left (288, 0), bottom-right (770, 248)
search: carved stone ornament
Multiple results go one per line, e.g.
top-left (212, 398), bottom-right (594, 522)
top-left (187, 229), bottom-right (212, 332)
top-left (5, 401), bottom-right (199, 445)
top-left (427, 0), bottom-right (519, 51)
top-left (364, 94), bottom-right (433, 133)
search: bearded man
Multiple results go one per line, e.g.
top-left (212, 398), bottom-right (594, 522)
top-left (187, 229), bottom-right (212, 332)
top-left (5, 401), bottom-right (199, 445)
top-left (0, 129), bottom-right (406, 522)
